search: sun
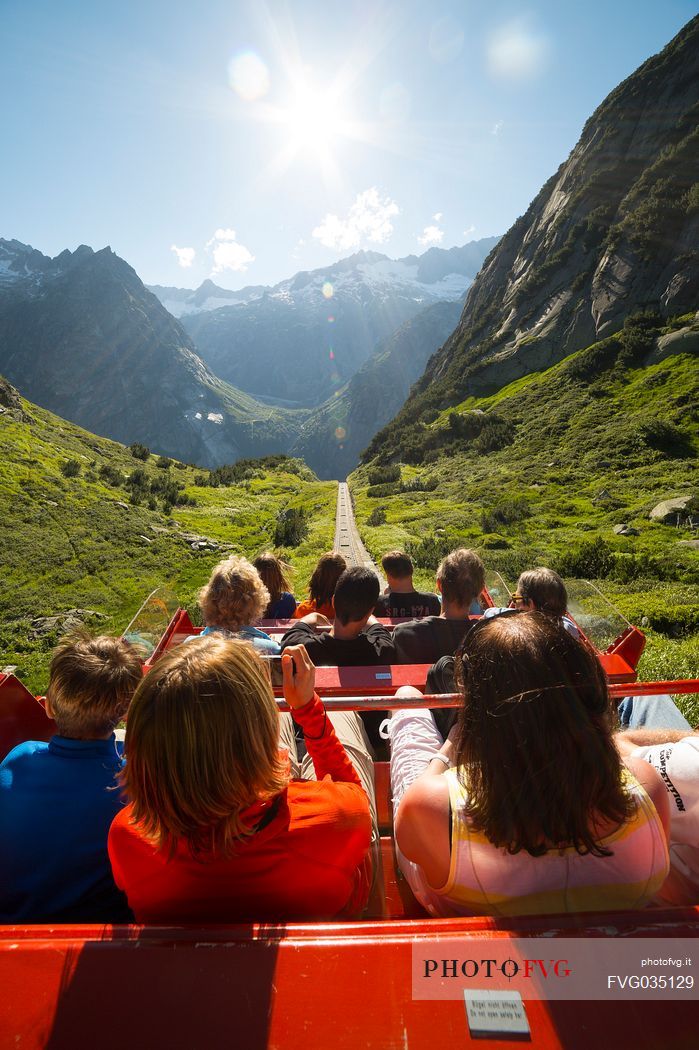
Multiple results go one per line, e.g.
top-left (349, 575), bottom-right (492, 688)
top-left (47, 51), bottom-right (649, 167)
top-left (273, 73), bottom-right (359, 162)
top-left (283, 87), bottom-right (342, 150)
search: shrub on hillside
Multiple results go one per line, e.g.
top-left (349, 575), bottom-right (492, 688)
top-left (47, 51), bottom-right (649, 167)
top-left (129, 443), bottom-right (150, 461)
top-left (472, 417), bottom-right (515, 454)
top-left (156, 456), bottom-right (173, 470)
top-left (401, 476), bottom-right (438, 493)
top-left (60, 459), bottom-right (81, 478)
top-left (99, 464), bottom-right (124, 487)
top-left (367, 507), bottom-right (387, 526)
top-left (633, 420), bottom-right (694, 459)
top-left (367, 482), bottom-right (401, 498)
top-left (553, 539), bottom-right (615, 579)
top-left (126, 468), bottom-right (149, 491)
top-left (481, 498), bottom-right (531, 533)
top-left (617, 310), bottom-right (662, 368)
top-left (367, 464), bottom-right (401, 486)
top-left (274, 507), bottom-right (308, 547)
top-left (405, 533), bottom-right (472, 570)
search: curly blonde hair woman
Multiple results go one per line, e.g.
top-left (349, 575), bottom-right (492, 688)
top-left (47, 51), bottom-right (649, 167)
top-left (197, 555), bottom-right (279, 653)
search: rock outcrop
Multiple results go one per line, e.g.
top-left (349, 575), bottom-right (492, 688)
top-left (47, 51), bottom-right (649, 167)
top-left (649, 495), bottom-right (698, 523)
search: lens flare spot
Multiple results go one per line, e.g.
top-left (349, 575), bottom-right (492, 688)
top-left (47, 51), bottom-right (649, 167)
top-left (228, 52), bottom-right (270, 101)
top-left (335, 427), bottom-right (346, 441)
top-left (322, 282), bottom-right (334, 299)
top-left (329, 349), bottom-right (335, 360)
top-left (327, 315), bottom-right (335, 323)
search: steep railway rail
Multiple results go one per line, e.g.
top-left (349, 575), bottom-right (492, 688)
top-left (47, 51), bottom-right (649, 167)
top-left (333, 482), bottom-right (385, 585)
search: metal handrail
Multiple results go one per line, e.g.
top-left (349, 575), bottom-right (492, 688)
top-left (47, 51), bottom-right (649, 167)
top-left (273, 679), bottom-right (699, 712)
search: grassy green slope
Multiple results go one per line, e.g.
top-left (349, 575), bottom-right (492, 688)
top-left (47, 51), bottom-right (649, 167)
top-left (351, 318), bottom-right (699, 720)
top-left (0, 396), bottom-right (336, 692)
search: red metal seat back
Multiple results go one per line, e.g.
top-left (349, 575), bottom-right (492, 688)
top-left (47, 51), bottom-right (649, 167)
top-left (0, 674), bottom-right (56, 762)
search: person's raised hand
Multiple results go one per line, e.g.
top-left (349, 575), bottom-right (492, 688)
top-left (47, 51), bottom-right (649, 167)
top-left (281, 644), bottom-right (316, 710)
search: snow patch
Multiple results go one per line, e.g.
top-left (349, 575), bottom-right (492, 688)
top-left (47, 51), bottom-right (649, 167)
top-left (207, 412), bottom-right (224, 424)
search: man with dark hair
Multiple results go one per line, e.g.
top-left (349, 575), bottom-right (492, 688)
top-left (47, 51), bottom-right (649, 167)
top-left (375, 551), bottom-right (441, 619)
top-left (281, 567), bottom-right (395, 666)
top-left (392, 548), bottom-right (485, 665)
top-left (281, 567), bottom-right (396, 749)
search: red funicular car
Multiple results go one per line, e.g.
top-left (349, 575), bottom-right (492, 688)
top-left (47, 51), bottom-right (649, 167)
top-left (1, 582), bottom-right (697, 1049)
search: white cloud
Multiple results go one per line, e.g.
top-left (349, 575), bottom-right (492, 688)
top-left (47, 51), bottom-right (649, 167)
top-left (433, 212), bottom-right (443, 222)
top-left (418, 224), bottom-right (444, 248)
top-left (206, 228), bottom-right (255, 274)
top-left (312, 188), bottom-right (399, 252)
top-left (487, 19), bottom-right (550, 79)
top-left (171, 244), bottom-right (195, 268)
top-left (463, 225), bottom-right (476, 238)
top-left (491, 120), bottom-right (504, 136)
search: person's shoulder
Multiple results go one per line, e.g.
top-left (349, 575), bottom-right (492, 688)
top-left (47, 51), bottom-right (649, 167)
top-left (275, 593), bottom-right (296, 615)
top-left (108, 803), bottom-right (142, 846)
top-left (417, 590), bottom-right (441, 606)
top-left (392, 617), bottom-right (425, 634)
top-left (395, 775), bottom-right (450, 846)
top-left (624, 756), bottom-right (671, 830)
top-left (288, 777), bottom-right (370, 820)
top-left (366, 621), bottom-right (392, 638)
top-left (0, 739), bottom-right (49, 769)
top-left (281, 621), bottom-right (315, 643)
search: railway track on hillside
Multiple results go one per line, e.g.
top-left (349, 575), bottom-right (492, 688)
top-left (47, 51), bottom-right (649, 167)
top-left (333, 483), bottom-right (385, 585)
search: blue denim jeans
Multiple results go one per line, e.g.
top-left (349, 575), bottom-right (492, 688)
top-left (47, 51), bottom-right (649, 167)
top-left (617, 694), bottom-right (691, 732)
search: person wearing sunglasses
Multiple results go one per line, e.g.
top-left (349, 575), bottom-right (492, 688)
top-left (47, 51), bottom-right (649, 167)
top-left (385, 613), bottom-right (670, 917)
top-left (484, 567), bottom-right (580, 638)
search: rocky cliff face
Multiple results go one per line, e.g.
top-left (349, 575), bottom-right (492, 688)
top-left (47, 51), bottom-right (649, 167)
top-left (0, 241), bottom-right (303, 467)
top-left (367, 15), bottom-right (698, 457)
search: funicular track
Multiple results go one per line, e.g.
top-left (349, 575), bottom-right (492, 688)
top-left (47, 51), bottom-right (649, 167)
top-left (333, 482), bottom-right (385, 585)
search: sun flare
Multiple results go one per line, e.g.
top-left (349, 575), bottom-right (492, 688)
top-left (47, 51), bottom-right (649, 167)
top-left (278, 81), bottom-right (352, 156)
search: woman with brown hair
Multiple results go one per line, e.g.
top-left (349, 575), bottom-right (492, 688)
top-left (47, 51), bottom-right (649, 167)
top-left (108, 639), bottom-right (375, 922)
top-left (293, 551), bottom-right (347, 620)
top-left (387, 613), bottom-right (670, 916)
top-left (253, 552), bottom-right (297, 619)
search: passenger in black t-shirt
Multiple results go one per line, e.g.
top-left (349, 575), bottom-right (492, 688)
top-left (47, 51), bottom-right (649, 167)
top-left (392, 548), bottom-right (486, 665)
top-left (374, 551), bottom-right (441, 619)
top-left (281, 567), bottom-right (396, 749)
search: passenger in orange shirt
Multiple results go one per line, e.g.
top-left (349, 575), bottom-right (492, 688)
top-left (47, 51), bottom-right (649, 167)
top-left (293, 551), bottom-right (347, 619)
top-left (108, 638), bottom-right (375, 923)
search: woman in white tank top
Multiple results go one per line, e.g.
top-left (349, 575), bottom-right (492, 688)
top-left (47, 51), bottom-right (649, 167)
top-left (388, 613), bottom-right (670, 917)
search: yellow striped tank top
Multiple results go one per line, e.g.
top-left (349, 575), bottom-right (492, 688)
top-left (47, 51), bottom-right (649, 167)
top-left (418, 768), bottom-right (669, 917)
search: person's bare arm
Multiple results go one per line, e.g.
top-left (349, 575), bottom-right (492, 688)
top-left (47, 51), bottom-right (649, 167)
top-left (395, 775), bottom-right (451, 887)
top-left (299, 612), bottom-right (332, 626)
top-left (617, 728), bottom-right (697, 751)
top-left (415, 725), bottom-right (458, 779)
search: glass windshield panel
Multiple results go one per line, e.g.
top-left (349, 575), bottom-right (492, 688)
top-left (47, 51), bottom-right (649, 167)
top-left (565, 579), bottom-right (632, 652)
top-left (122, 587), bottom-right (181, 657)
top-left (484, 570), bottom-right (512, 609)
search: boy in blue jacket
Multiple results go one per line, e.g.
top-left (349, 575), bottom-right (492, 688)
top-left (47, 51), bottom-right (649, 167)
top-left (0, 632), bottom-right (142, 922)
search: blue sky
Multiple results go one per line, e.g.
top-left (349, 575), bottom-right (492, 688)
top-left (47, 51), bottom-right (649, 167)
top-left (1, 0), bottom-right (695, 289)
